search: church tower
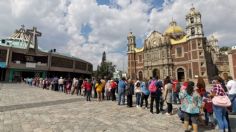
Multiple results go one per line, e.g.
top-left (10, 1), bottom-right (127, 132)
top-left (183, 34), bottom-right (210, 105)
top-left (127, 32), bottom-right (137, 79)
top-left (186, 6), bottom-right (204, 39)
top-left (127, 32), bottom-right (136, 52)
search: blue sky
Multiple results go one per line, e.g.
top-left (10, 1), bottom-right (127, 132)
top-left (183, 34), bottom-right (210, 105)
top-left (0, 0), bottom-right (235, 71)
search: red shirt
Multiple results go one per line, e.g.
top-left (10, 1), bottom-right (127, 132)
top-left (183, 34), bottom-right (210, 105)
top-left (84, 82), bottom-right (92, 91)
top-left (172, 80), bottom-right (178, 92)
top-left (111, 81), bottom-right (117, 89)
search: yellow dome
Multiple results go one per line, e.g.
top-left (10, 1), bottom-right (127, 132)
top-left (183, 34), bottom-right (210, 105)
top-left (164, 26), bottom-right (183, 35)
top-left (164, 21), bottom-right (184, 35)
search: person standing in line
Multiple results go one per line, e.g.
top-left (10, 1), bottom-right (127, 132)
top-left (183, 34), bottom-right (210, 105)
top-left (101, 78), bottom-right (106, 100)
top-left (149, 76), bottom-right (162, 114)
top-left (140, 80), bottom-right (150, 109)
top-left (172, 77), bottom-right (181, 104)
top-left (210, 76), bottom-right (229, 132)
top-left (105, 80), bottom-right (111, 100)
top-left (58, 77), bottom-right (64, 92)
top-left (135, 80), bottom-right (142, 108)
top-left (226, 76), bottom-right (236, 114)
top-left (92, 78), bottom-right (97, 98)
top-left (179, 81), bottom-right (202, 132)
top-left (85, 79), bottom-right (92, 101)
top-left (110, 80), bottom-right (117, 101)
top-left (95, 79), bottom-right (103, 102)
top-left (118, 77), bottom-right (126, 105)
top-left (126, 79), bottom-right (133, 107)
top-left (77, 77), bottom-right (83, 96)
top-left (164, 76), bottom-right (173, 115)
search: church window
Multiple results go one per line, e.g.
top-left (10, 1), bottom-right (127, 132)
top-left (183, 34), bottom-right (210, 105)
top-left (162, 50), bottom-right (165, 57)
top-left (201, 72), bottom-right (205, 76)
top-left (190, 17), bottom-right (194, 23)
top-left (198, 42), bottom-right (201, 47)
top-left (201, 62), bottom-right (204, 67)
top-left (191, 27), bottom-right (195, 35)
top-left (176, 47), bottom-right (183, 58)
top-left (199, 51), bottom-right (203, 56)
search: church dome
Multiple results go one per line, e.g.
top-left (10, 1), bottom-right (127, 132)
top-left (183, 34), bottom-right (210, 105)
top-left (164, 20), bottom-right (184, 35)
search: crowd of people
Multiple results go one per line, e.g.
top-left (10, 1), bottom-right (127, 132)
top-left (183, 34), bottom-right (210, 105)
top-left (24, 75), bottom-right (236, 132)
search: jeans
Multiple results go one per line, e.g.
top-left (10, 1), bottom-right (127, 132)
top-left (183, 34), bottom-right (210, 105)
top-left (213, 105), bottom-right (228, 131)
top-left (229, 94), bottom-right (236, 112)
top-left (136, 93), bottom-right (141, 106)
top-left (173, 92), bottom-right (180, 104)
top-left (141, 94), bottom-right (149, 108)
top-left (118, 92), bottom-right (125, 105)
top-left (59, 84), bottom-right (64, 92)
top-left (86, 90), bottom-right (91, 101)
top-left (150, 94), bottom-right (159, 113)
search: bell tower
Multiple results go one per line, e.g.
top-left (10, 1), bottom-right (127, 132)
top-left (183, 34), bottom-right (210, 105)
top-left (127, 32), bottom-right (136, 52)
top-left (186, 6), bottom-right (204, 39)
top-left (127, 32), bottom-right (137, 79)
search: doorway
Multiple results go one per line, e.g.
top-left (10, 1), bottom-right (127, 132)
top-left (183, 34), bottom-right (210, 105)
top-left (152, 69), bottom-right (160, 78)
top-left (138, 71), bottom-right (143, 81)
top-left (177, 68), bottom-right (185, 82)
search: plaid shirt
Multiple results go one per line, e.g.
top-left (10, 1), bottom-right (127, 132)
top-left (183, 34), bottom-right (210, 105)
top-left (211, 84), bottom-right (226, 96)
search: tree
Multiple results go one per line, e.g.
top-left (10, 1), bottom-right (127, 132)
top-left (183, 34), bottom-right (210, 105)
top-left (96, 51), bottom-right (116, 79)
top-left (219, 46), bottom-right (230, 52)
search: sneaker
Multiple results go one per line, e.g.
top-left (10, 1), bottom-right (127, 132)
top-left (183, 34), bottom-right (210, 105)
top-left (145, 107), bottom-right (148, 109)
top-left (136, 105), bottom-right (139, 108)
top-left (165, 113), bottom-right (171, 116)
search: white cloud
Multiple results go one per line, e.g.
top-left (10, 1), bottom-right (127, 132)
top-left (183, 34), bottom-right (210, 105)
top-left (0, 0), bottom-right (235, 72)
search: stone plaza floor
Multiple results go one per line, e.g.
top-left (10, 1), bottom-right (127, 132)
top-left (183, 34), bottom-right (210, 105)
top-left (0, 83), bottom-right (235, 132)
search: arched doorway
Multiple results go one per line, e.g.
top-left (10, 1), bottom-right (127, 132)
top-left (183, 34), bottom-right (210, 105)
top-left (152, 69), bottom-right (160, 78)
top-left (177, 68), bottom-right (185, 82)
top-left (138, 71), bottom-right (143, 81)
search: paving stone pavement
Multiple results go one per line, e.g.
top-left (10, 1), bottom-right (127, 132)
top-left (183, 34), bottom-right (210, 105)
top-left (0, 83), bottom-right (235, 132)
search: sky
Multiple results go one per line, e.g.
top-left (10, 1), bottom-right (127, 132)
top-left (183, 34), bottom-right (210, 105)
top-left (0, 0), bottom-right (235, 71)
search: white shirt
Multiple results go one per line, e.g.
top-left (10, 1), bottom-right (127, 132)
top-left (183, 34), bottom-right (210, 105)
top-left (226, 80), bottom-right (236, 95)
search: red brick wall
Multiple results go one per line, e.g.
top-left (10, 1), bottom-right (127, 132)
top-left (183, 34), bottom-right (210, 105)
top-left (192, 62), bottom-right (199, 76)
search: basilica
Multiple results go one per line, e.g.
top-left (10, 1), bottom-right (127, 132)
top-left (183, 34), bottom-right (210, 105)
top-left (127, 7), bottom-right (229, 82)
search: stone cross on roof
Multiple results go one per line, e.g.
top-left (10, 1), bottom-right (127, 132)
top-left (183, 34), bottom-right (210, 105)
top-left (26, 27), bottom-right (42, 52)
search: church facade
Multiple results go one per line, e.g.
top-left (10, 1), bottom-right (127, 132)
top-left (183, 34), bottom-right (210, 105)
top-left (127, 7), bottom-right (228, 82)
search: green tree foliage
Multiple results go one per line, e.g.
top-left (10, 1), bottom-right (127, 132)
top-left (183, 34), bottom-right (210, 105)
top-left (96, 51), bottom-right (116, 79)
top-left (219, 46), bottom-right (230, 52)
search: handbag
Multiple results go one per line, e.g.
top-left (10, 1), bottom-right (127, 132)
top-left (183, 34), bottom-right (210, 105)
top-left (212, 95), bottom-right (231, 107)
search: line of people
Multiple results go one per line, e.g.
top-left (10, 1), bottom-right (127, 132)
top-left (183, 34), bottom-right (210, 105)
top-left (24, 75), bottom-right (236, 132)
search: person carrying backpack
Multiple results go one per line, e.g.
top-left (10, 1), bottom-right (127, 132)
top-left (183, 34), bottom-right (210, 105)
top-left (149, 76), bottom-right (162, 114)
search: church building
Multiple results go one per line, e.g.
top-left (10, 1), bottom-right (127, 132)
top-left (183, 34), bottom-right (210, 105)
top-left (127, 7), bottom-right (228, 82)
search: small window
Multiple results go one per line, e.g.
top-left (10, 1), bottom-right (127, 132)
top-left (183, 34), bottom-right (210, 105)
top-left (200, 62), bottom-right (204, 66)
top-left (199, 51), bottom-right (203, 56)
top-left (190, 17), bottom-right (194, 23)
top-left (201, 72), bottom-right (205, 76)
top-left (176, 47), bottom-right (183, 58)
top-left (191, 27), bottom-right (195, 35)
top-left (198, 42), bottom-right (201, 47)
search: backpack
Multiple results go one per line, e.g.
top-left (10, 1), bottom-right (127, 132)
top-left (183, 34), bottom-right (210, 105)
top-left (149, 80), bottom-right (157, 93)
